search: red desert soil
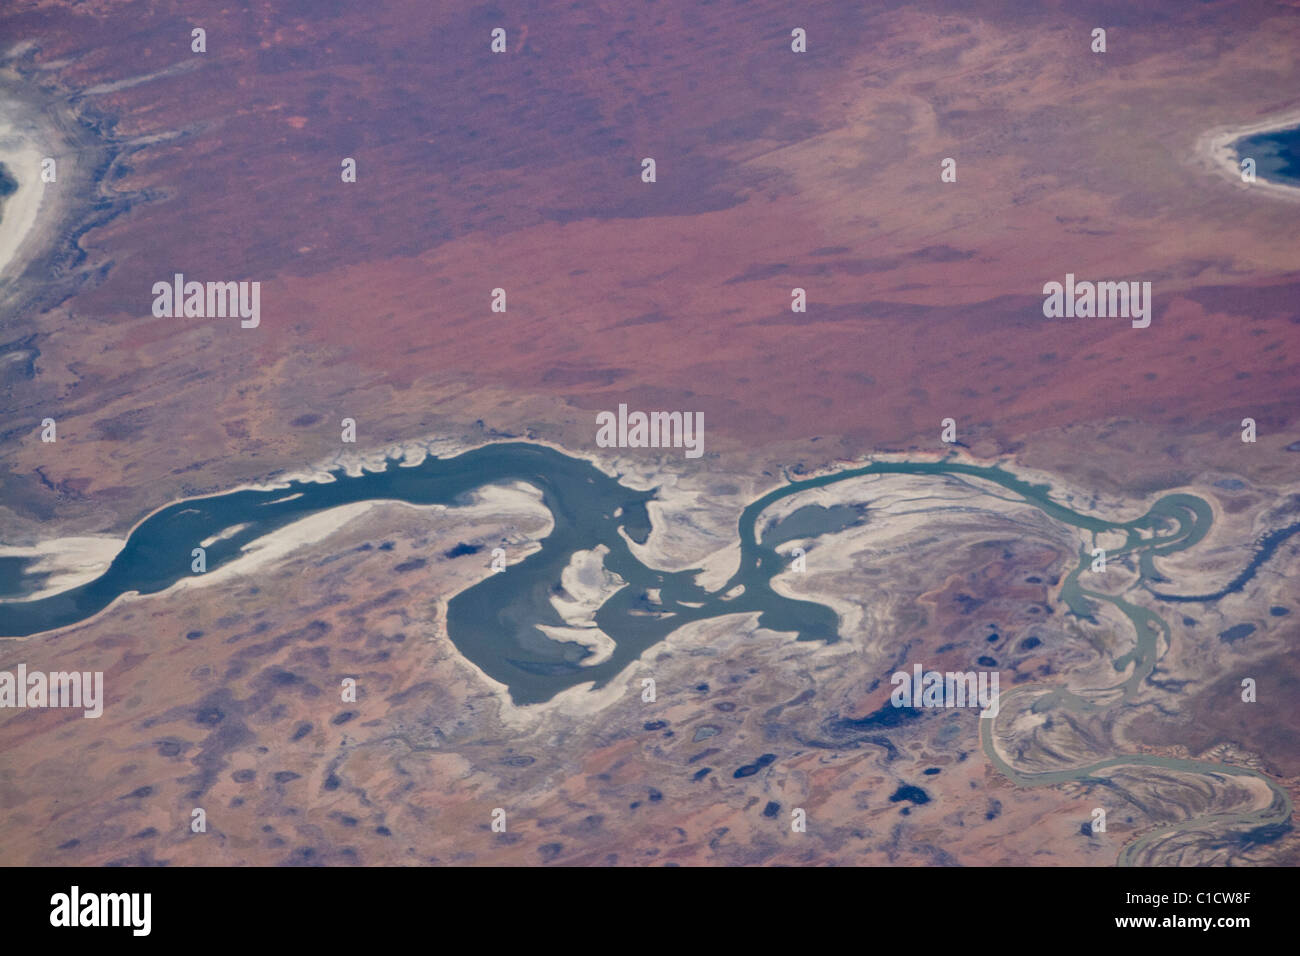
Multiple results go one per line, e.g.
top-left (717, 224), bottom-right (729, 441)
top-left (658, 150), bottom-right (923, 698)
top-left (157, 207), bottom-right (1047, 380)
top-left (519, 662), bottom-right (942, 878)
top-left (2, 1), bottom-right (1298, 869)
top-left (1, 0), bottom-right (1298, 534)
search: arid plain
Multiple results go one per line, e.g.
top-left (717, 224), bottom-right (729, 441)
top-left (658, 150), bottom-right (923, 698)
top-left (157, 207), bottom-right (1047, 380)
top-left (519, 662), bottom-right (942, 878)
top-left (1, 0), bottom-right (1298, 866)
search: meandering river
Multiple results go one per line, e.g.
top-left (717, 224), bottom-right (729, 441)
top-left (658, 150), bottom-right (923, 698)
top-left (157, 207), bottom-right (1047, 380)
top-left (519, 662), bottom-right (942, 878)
top-left (1, 441), bottom-right (1289, 862)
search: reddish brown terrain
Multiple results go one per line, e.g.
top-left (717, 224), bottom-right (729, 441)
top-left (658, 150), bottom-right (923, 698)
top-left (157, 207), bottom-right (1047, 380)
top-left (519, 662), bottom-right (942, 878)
top-left (1, 0), bottom-right (1298, 868)
top-left (1, 0), bottom-right (1297, 530)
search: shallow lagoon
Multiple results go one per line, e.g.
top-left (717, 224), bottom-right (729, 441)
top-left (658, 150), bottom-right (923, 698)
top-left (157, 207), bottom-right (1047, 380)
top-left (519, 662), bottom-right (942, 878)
top-left (1235, 125), bottom-right (1300, 185)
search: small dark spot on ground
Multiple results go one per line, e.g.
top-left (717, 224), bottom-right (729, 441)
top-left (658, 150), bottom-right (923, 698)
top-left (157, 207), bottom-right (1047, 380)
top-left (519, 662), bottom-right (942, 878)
top-left (733, 754), bottom-right (777, 778)
top-left (890, 784), bottom-right (930, 805)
